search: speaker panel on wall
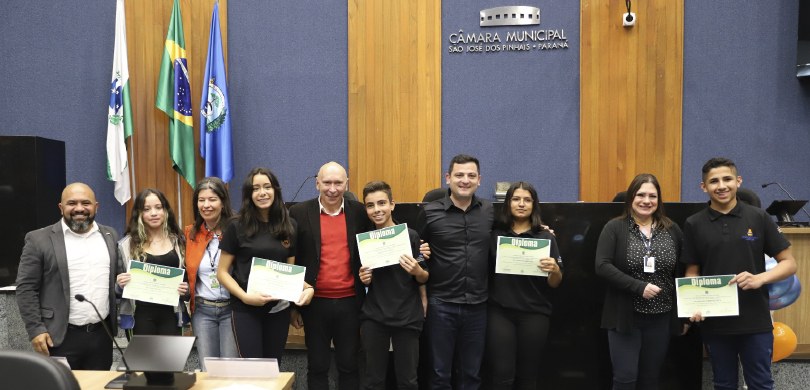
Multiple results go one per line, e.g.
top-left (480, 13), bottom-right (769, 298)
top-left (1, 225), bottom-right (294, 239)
top-left (0, 136), bottom-right (65, 287)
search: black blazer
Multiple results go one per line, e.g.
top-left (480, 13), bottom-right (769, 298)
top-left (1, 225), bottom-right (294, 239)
top-left (594, 217), bottom-right (684, 334)
top-left (289, 198), bottom-right (370, 304)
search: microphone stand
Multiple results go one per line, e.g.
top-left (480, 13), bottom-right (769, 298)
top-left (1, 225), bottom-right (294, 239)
top-left (75, 294), bottom-right (131, 389)
top-left (761, 182), bottom-right (810, 221)
top-left (290, 175), bottom-right (316, 202)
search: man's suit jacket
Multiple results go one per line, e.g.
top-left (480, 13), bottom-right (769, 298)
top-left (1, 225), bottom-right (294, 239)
top-left (289, 198), bottom-right (370, 302)
top-left (16, 221), bottom-right (119, 346)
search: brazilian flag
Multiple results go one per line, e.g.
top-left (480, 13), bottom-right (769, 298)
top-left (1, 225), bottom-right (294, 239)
top-left (156, 0), bottom-right (195, 186)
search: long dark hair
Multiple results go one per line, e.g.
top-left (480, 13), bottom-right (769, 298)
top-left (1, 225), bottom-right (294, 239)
top-left (125, 188), bottom-right (185, 260)
top-left (620, 173), bottom-right (673, 229)
top-left (239, 167), bottom-right (294, 240)
top-left (189, 177), bottom-right (234, 240)
top-left (497, 181), bottom-right (545, 232)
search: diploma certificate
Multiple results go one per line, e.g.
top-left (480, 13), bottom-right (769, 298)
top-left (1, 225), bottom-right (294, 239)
top-left (495, 236), bottom-right (551, 276)
top-left (122, 260), bottom-right (185, 306)
top-left (246, 257), bottom-right (306, 302)
top-left (356, 223), bottom-right (412, 269)
top-left (676, 275), bottom-right (739, 318)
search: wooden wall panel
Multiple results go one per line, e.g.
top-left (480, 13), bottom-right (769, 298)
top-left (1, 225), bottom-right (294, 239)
top-left (124, 0), bottom-right (227, 226)
top-left (580, 0), bottom-right (683, 202)
top-left (348, 0), bottom-right (442, 203)
top-left (773, 228), bottom-right (810, 358)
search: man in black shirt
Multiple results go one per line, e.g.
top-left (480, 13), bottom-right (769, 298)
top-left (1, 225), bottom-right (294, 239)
top-left (417, 154), bottom-right (494, 390)
top-left (681, 157), bottom-right (796, 390)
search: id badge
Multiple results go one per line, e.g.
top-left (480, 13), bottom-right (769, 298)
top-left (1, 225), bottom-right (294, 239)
top-left (643, 256), bottom-right (655, 273)
top-left (210, 273), bottom-right (220, 289)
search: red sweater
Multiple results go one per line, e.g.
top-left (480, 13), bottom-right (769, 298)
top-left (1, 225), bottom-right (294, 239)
top-left (315, 213), bottom-right (355, 298)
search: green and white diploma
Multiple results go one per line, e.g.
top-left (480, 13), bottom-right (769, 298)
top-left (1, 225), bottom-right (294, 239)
top-left (122, 260), bottom-right (185, 306)
top-left (356, 223), bottom-right (412, 269)
top-left (676, 275), bottom-right (739, 318)
top-left (246, 257), bottom-right (306, 302)
top-left (495, 236), bottom-right (551, 276)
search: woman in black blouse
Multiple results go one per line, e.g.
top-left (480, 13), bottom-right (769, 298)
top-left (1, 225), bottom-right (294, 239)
top-left (485, 181), bottom-right (562, 390)
top-left (217, 167), bottom-right (314, 361)
top-left (595, 173), bottom-right (685, 390)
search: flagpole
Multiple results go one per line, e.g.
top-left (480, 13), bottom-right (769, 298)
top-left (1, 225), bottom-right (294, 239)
top-left (128, 136), bottom-right (137, 197)
top-left (176, 173), bottom-right (183, 227)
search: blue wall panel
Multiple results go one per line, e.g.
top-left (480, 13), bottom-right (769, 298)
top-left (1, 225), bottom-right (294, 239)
top-left (441, 1), bottom-right (581, 201)
top-left (0, 1), bottom-right (123, 232)
top-left (227, 0), bottom-right (348, 205)
top-left (683, 1), bottom-right (810, 219)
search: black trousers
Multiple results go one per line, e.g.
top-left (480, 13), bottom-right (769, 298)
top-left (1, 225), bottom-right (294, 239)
top-left (485, 304), bottom-right (551, 390)
top-left (133, 302), bottom-right (180, 335)
top-left (50, 320), bottom-right (113, 370)
top-left (361, 320), bottom-right (420, 390)
top-left (607, 312), bottom-right (670, 390)
top-left (302, 296), bottom-right (361, 390)
top-left (232, 304), bottom-right (291, 361)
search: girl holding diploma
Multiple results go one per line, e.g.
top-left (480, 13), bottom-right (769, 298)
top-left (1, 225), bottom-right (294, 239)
top-left (485, 181), bottom-right (562, 390)
top-left (217, 167), bottom-right (314, 360)
top-left (116, 189), bottom-right (188, 336)
top-left (594, 174), bottom-right (684, 390)
top-left (184, 177), bottom-right (238, 370)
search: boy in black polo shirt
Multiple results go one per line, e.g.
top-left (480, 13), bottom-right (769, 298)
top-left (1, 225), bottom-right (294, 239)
top-left (681, 157), bottom-right (797, 390)
top-left (358, 181), bottom-right (428, 390)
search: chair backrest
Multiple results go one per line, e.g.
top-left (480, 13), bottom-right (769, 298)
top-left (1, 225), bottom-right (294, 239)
top-left (737, 187), bottom-right (762, 208)
top-left (344, 191), bottom-right (358, 202)
top-left (0, 350), bottom-right (80, 390)
top-left (422, 188), bottom-right (447, 202)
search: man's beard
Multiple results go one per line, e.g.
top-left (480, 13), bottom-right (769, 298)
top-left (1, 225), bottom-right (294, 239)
top-left (65, 213), bottom-right (94, 233)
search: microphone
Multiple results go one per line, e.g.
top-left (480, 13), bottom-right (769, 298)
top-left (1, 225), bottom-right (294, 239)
top-left (75, 294), bottom-right (131, 384)
top-left (761, 182), bottom-right (810, 220)
top-left (290, 175), bottom-right (317, 202)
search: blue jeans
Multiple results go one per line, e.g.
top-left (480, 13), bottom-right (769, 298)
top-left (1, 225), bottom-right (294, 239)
top-left (703, 332), bottom-right (774, 390)
top-left (425, 299), bottom-right (487, 390)
top-left (191, 299), bottom-right (238, 371)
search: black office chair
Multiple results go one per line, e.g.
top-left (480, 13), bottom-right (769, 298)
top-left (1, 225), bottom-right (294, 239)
top-left (737, 187), bottom-right (762, 208)
top-left (422, 188), bottom-right (448, 202)
top-left (612, 191), bottom-right (627, 202)
top-left (0, 350), bottom-right (80, 390)
top-left (344, 191), bottom-right (358, 202)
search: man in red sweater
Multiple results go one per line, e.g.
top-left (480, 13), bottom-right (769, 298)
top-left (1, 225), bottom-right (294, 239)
top-left (289, 162), bottom-right (370, 390)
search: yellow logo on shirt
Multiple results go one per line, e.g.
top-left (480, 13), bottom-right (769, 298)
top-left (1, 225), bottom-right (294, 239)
top-left (741, 228), bottom-right (758, 242)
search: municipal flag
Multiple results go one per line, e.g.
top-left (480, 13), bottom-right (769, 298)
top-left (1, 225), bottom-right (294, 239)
top-left (107, 0), bottom-right (133, 205)
top-left (200, 2), bottom-right (234, 183)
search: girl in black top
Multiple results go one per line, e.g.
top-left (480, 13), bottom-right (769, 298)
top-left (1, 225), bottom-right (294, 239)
top-left (594, 173), bottom-right (684, 390)
top-left (116, 189), bottom-right (188, 336)
top-left (217, 167), bottom-right (314, 361)
top-left (485, 181), bottom-right (562, 390)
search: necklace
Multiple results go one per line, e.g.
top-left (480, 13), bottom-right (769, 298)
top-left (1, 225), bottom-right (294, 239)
top-left (205, 223), bottom-right (221, 240)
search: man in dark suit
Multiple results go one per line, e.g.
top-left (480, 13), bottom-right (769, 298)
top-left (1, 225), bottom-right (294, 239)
top-left (289, 162), bottom-right (369, 390)
top-left (16, 182), bottom-right (119, 370)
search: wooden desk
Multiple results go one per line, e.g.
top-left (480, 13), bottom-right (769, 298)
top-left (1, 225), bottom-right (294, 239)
top-left (72, 370), bottom-right (294, 390)
top-left (773, 227), bottom-right (810, 359)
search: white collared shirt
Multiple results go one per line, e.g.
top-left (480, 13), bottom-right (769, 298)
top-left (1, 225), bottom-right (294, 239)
top-left (318, 196), bottom-right (345, 216)
top-left (61, 220), bottom-right (110, 325)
